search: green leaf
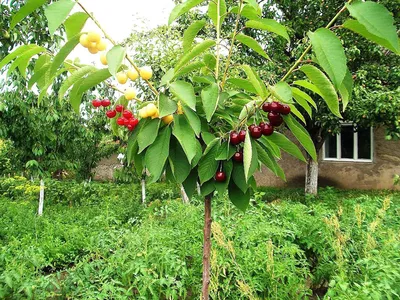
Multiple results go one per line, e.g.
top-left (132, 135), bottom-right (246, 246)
top-left (170, 81), bottom-right (197, 110)
top-left (232, 163), bottom-right (248, 193)
top-left (169, 137), bottom-right (192, 183)
top-left (292, 92), bottom-right (312, 118)
top-left (50, 34), bottom-right (80, 76)
top-left (64, 12), bottom-right (89, 40)
top-left (208, 0), bottom-right (227, 30)
top-left (243, 131), bottom-right (258, 182)
top-left (203, 54), bottom-right (216, 70)
top-left (345, 1), bottom-right (399, 54)
top-left (182, 106), bottom-right (201, 137)
top-left (201, 180), bottom-right (215, 196)
top-left (338, 70), bottom-right (353, 110)
top-left (0, 45), bottom-right (38, 70)
top-left (230, 5), bottom-right (260, 20)
top-left (245, 19), bottom-right (290, 42)
top-left (175, 40), bottom-right (215, 71)
top-left (182, 168), bottom-right (199, 200)
top-left (28, 63), bottom-right (50, 89)
top-left (183, 19), bottom-right (206, 52)
top-left (259, 137), bottom-right (281, 159)
top-left (138, 119), bottom-right (160, 153)
top-left (215, 160), bottom-right (233, 196)
top-left (58, 66), bottom-right (96, 101)
top-left (239, 100), bottom-right (258, 120)
top-left (291, 87), bottom-right (317, 109)
top-left (168, 0), bottom-right (205, 25)
top-left (241, 65), bottom-right (268, 98)
top-left (227, 78), bottom-right (257, 94)
top-left (266, 132), bottom-right (306, 162)
top-left (288, 104), bottom-right (306, 124)
top-left (173, 61), bottom-right (205, 79)
top-left (308, 28), bottom-right (347, 89)
top-left (342, 19), bottom-right (399, 55)
top-left (215, 142), bottom-right (236, 160)
top-left (201, 83), bottom-right (219, 122)
top-left (9, 47), bottom-right (46, 78)
top-left (244, 0), bottom-right (261, 15)
top-left (45, 0), bottom-right (75, 35)
top-left (38, 68), bottom-right (67, 104)
top-left (107, 45), bottom-right (126, 76)
top-left (228, 181), bottom-right (251, 212)
top-left (10, 0), bottom-right (47, 29)
top-left (283, 114), bottom-right (317, 161)
top-left (198, 142), bottom-right (220, 184)
top-left (293, 80), bottom-right (323, 98)
top-left (173, 115), bottom-right (200, 163)
top-left (77, 68), bottom-right (111, 94)
top-left (255, 142), bottom-right (286, 181)
top-left (145, 126), bottom-right (171, 183)
top-left (236, 33), bottom-right (270, 60)
top-left (159, 93), bottom-right (177, 117)
top-left (299, 65), bottom-right (341, 118)
top-left (271, 82), bottom-right (293, 103)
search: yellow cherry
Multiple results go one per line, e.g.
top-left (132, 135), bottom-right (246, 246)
top-left (79, 34), bottom-right (90, 48)
top-left (87, 31), bottom-right (101, 43)
top-left (88, 46), bottom-right (99, 54)
top-left (146, 103), bottom-right (158, 117)
top-left (162, 115), bottom-right (174, 125)
top-left (127, 68), bottom-right (139, 81)
top-left (96, 39), bottom-right (107, 51)
top-left (100, 53), bottom-right (108, 65)
top-left (139, 107), bottom-right (149, 118)
top-left (124, 88), bottom-right (136, 100)
top-left (116, 72), bottom-right (128, 84)
top-left (140, 66), bottom-right (153, 80)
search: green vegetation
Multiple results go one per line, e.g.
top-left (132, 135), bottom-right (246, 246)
top-left (1, 177), bottom-right (399, 299)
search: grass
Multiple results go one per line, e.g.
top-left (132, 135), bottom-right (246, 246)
top-left (0, 178), bottom-right (399, 299)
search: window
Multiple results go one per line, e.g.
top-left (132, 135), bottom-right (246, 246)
top-left (323, 124), bottom-right (373, 162)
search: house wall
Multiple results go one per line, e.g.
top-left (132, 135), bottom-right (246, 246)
top-left (254, 127), bottom-right (400, 190)
top-left (94, 127), bottom-right (400, 189)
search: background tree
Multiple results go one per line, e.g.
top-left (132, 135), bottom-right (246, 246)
top-left (1, 0), bottom-right (398, 298)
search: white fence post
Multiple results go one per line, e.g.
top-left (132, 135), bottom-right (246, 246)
top-left (38, 179), bottom-right (44, 216)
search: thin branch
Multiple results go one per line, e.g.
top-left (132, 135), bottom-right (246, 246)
top-left (221, 0), bottom-right (244, 89)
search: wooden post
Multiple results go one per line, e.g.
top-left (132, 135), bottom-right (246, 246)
top-left (38, 179), bottom-right (44, 216)
top-left (202, 194), bottom-right (212, 299)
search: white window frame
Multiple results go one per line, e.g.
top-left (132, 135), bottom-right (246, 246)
top-left (323, 124), bottom-right (374, 163)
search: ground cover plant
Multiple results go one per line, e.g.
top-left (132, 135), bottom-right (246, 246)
top-left (0, 178), bottom-right (399, 299)
top-left (1, 0), bottom-right (398, 297)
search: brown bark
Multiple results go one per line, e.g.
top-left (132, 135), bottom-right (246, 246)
top-left (202, 195), bottom-right (212, 299)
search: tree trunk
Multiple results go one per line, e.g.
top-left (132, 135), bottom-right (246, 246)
top-left (180, 185), bottom-right (189, 204)
top-left (38, 179), bottom-right (44, 216)
top-left (202, 195), bottom-right (212, 299)
top-left (305, 155), bottom-right (318, 195)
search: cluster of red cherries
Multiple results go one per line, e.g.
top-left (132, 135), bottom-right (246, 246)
top-left (92, 99), bottom-right (138, 132)
top-left (214, 101), bottom-right (291, 182)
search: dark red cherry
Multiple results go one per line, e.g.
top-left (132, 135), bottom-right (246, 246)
top-left (248, 124), bottom-right (256, 132)
top-left (122, 110), bottom-right (133, 119)
top-left (238, 130), bottom-right (246, 142)
top-left (101, 99), bottom-right (111, 107)
top-left (115, 105), bottom-right (124, 112)
top-left (268, 112), bottom-right (283, 126)
top-left (280, 104), bottom-right (291, 115)
top-left (92, 99), bottom-right (102, 108)
top-left (215, 171), bottom-right (226, 182)
top-left (117, 117), bottom-right (125, 126)
top-left (270, 101), bottom-right (282, 113)
top-left (106, 110), bottom-right (117, 118)
top-left (233, 151), bottom-right (243, 162)
top-left (261, 123), bottom-right (274, 136)
top-left (262, 102), bottom-right (272, 112)
top-left (250, 126), bottom-right (263, 139)
top-left (230, 131), bottom-right (241, 145)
